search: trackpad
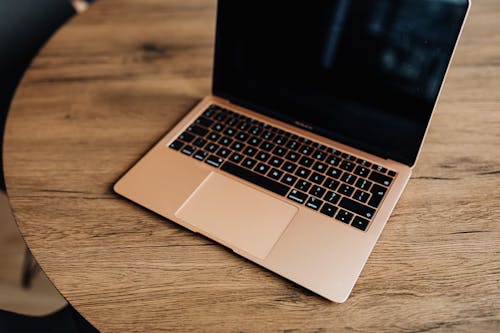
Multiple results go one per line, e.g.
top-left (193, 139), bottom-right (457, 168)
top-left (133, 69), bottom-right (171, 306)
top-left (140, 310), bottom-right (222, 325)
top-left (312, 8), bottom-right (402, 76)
top-left (175, 172), bottom-right (297, 260)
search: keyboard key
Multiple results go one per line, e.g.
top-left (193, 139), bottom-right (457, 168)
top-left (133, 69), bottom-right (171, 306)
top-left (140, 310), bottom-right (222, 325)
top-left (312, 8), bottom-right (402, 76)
top-left (282, 161), bottom-right (297, 173)
top-left (193, 137), bottom-right (207, 148)
top-left (299, 156), bottom-right (313, 167)
top-left (193, 150), bottom-right (208, 161)
top-left (261, 131), bottom-right (275, 140)
top-left (256, 151), bottom-right (270, 162)
top-left (369, 171), bottom-right (393, 187)
top-left (223, 127), bottom-right (236, 137)
top-left (296, 180), bottom-right (312, 192)
top-left (286, 140), bottom-right (300, 150)
top-left (306, 197), bottom-right (323, 211)
top-left (250, 126), bottom-right (262, 135)
top-left (287, 189), bottom-right (308, 204)
top-left (281, 174), bottom-right (298, 186)
top-left (353, 190), bottom-right (370, 203)
top-left (214, 113), bottom-right (226, 122)
top-left (237, 121), bottom-right (250, 131)
top-left (260, 141), bottom-right (275, 152)
top-left (229, 152), bottom-right (243, 163)
top-left (212, 123), bottom-right (225, 132)
top-left (372, 164), bottom-right (388, 173)
top-left (310, 172), bottom-right (325, 185)
top-left (230, 141), bottom-right (245, 151)
top-left (221, 162), bottom-right (290, 196)
top-left (339, 197), bottom-right (375, 219)
top-left (320, 203), bottom-right (337, 217)
top-left (236, 132), bottom-right (249, 141)
top-left (324, 191), bottom-right (341, 204)
top-left (323, 178), bottom-right (340, 191)
top-left (269, 157), bottom-right (284, 167)
top-left (388, 170), bottom-right (397, 177)
top-left (336, 210), bottom-right (353, 224)
top-left (248, 136), bottom-right (262, 146)
top-left (181, 145), bottom-right (195, 156)
top-left (354, 166), bottom-right (370, 177)
top-left (355, 179), bottom-right (372, 191)
top-left (226, 117), bottom-right (238, 127)
top-left (273, 127), bottom-right (284, 135)
top-left (207, 132), bottom-right (221, 142)
top-left (205, 143), bottom-right (219, 153)
top-left (309, 185), bottom-right (326, 199)
top-left (178, 132), bottom-right (195, 143)
top-left (340, 173), bottom-right (357, 185)
top-left (285, 151), bottom-right (300, 162)
top-left (214, 110), bottom-right (226, 119)
top-left (169, 140), bottom-right (184, 151)
top-left (268, 168), bottom-right (284, 180)
top-left (339, 184), bottom-right (354, 196)
top-left (272, 147), bottom-right (288, 157)
top-left (242, 158), bottom-right (257, 169)
top-left (312, 150), bottom-right (326, 161)
top-left (340, 160), bottom-right (355, 172)
top-left (195, 117), bottom-right (213, 128)
top-left (342, 153), bottom-right (356, 161)
top-left (243, 146), bottom-right (257, 157)
top-left (368, 184), bottom-right (387, 208)
top-left (312, 162), bottom-right (327, 173)
top-left (216, 148), bottom-right (231, 158)
top-left (188, 125), bottom-right (208, 137)
top-left (352, 216), bottom-right (370, 231)
top-left (299, 145), bottom-right (313, 156)
top-left (203, 106), bottom-right (217, 118)
top-left (326, 155), bottom-right (341, 166)
top-left (357, 159), bottom-right (372, 167)
top-left (273, 136), bottom-right (287, 145)
top-left (219, 136), bottom-right (233, 146)
top-left (255, 163), bottom-right (270, 175)
top-left (295, 167), bottom-right (311, 178)
top-left (205, 155), bottom-right (223, 167)
top-left (326, 167), bottom-right (342, 179)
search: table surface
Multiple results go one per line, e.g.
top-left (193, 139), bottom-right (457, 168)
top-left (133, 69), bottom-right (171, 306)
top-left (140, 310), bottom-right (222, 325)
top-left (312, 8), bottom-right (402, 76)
top-left (4, 0), bottom-right (500, 332)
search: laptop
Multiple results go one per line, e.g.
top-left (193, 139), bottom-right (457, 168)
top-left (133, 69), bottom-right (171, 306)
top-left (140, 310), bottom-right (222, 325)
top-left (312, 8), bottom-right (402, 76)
top-left (115, 0), bottom-right (470, 302)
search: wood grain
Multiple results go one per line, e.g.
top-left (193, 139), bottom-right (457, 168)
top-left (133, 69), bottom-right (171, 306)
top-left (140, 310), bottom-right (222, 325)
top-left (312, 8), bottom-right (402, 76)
top-left (3, 0), bottom-right (500, 332)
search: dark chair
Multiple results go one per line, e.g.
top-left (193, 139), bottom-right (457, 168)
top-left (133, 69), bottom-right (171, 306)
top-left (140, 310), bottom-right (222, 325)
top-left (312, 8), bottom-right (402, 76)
top-left (0, 0), bottom-right (99, 331)
top-left (0, 307), bottom-right (99, 333)
top-left (0, 0), bottom-right (74, 188)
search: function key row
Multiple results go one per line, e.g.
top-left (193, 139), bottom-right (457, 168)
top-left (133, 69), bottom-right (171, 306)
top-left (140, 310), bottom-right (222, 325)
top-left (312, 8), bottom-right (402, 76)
top-left (202, 106), bottom-right (352, 157)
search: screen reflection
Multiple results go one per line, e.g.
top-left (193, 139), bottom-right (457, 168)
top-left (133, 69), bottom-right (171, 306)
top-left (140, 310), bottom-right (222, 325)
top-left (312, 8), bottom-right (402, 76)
top-left (213, 0), bottom-right (468, 165)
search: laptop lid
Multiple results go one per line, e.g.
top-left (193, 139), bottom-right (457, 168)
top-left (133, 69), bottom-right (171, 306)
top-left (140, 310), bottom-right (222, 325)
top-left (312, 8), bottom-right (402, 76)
top-left (212, 0), bottom-right (469, 166)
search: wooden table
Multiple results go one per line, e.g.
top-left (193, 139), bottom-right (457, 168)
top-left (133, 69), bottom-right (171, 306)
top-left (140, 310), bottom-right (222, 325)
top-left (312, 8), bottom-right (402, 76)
top-left (4, 0), bottom-right (500, 332)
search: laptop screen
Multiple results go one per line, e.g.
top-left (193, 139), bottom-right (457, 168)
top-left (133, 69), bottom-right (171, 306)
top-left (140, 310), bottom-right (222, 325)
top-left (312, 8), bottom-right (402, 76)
top-left (213, 0), bottom-right (468, 166)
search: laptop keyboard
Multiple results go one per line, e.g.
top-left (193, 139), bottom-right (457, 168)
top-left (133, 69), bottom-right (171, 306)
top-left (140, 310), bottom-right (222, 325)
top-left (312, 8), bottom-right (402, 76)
top-left (168, 105), bottom-right (397, 231)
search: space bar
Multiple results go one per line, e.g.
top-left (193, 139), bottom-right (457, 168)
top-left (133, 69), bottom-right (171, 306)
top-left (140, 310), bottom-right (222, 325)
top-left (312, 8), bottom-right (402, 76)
top-left (220, 162), bottom-right (290, 196)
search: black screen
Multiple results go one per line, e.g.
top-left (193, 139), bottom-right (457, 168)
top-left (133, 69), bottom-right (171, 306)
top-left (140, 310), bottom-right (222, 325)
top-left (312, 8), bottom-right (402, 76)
top-left (213, 0), bottom-right (468, 166)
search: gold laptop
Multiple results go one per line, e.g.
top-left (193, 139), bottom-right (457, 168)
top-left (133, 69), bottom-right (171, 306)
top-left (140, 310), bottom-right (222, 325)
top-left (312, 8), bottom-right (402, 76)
top-left (115, 0), bottom-right (469, 302)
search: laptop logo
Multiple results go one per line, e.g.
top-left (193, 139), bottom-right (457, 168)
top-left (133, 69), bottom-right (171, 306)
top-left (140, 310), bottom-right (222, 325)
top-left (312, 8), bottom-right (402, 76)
top-left (294, 121), bottom-right (314, 131)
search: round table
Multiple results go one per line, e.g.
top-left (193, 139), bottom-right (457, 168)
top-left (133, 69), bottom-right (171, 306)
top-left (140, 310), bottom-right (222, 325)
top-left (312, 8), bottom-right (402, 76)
top-left (4, 0), bottom-right (500, 332)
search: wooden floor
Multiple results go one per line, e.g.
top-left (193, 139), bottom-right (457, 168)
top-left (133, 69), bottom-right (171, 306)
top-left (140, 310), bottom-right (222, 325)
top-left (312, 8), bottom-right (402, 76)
top-left (0, 192), bottom-right (67, 316)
